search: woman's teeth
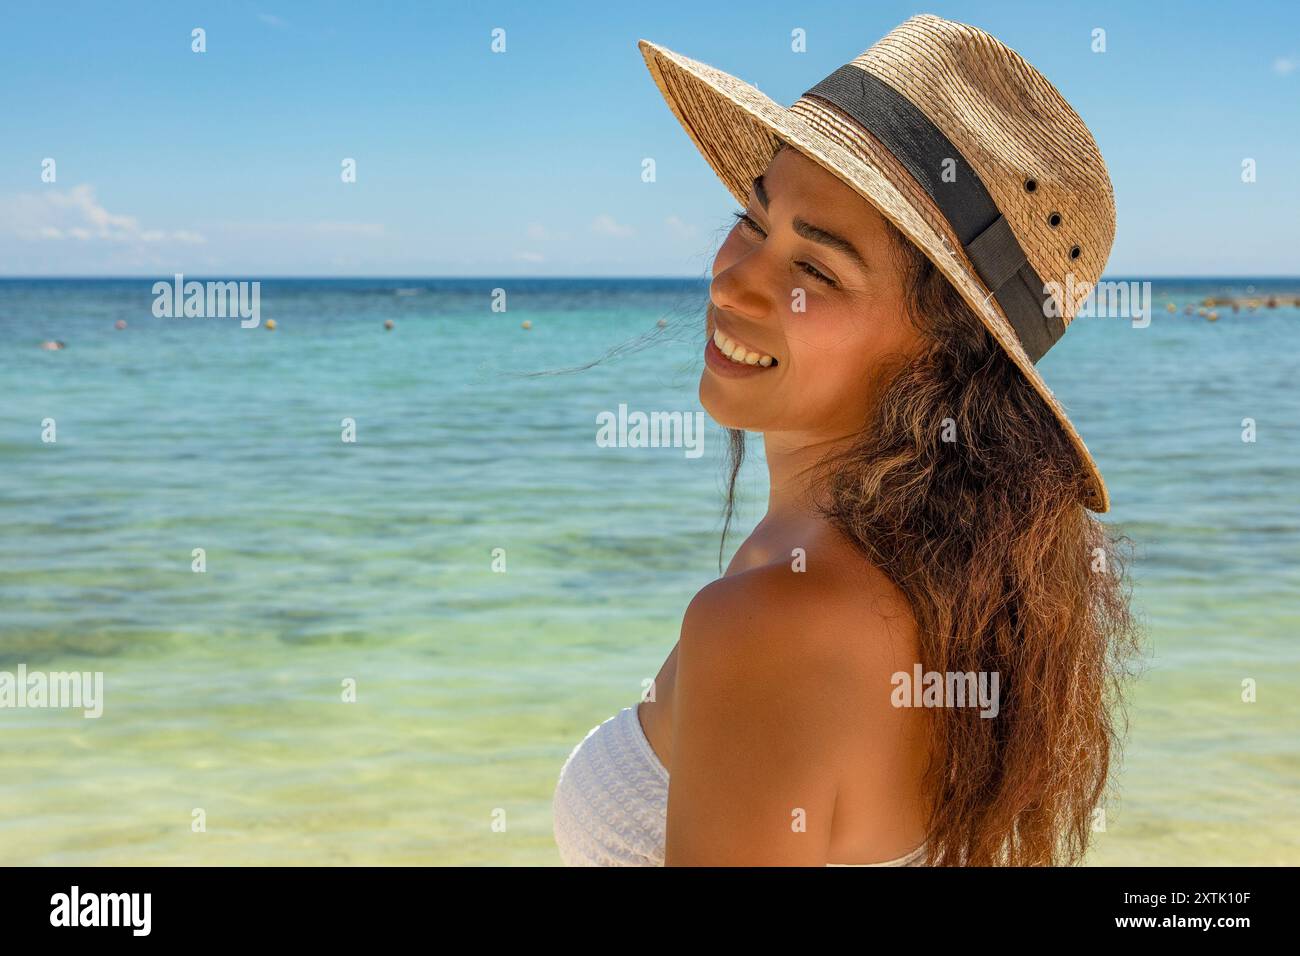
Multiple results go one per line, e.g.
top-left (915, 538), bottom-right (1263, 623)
top-left (712, 329), bottom-right (775, 367)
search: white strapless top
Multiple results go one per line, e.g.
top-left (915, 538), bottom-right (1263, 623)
top-left (552, 704), bottom-right (928, 867)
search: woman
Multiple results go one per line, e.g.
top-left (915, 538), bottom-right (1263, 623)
top-left (553, 14), bottom-right (1139, 866)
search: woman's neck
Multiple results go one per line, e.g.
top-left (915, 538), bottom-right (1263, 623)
top-left (724, 429), bottom-right (855, 575)
top-left (763, 428), bottom-right (855, 519)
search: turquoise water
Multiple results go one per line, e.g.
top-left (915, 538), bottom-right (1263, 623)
top-left (2, 277), bottom-right (1297, 865)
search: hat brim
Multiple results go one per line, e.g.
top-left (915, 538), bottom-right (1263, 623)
top-left (638, 38), bottom-right (1109, 513)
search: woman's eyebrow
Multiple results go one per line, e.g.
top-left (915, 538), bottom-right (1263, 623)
top-left (752, 174), bottom-right (870, 273)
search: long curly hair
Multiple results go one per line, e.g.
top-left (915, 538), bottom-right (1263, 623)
top-left (718, 197), bottom-right (1142, 866)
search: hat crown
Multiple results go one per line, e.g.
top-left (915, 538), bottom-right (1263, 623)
top-left (831, 14), bottom-right (1116, 323)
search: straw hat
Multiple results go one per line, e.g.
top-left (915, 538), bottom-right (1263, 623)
top-left (638, 14), bottom-right (1115, 512)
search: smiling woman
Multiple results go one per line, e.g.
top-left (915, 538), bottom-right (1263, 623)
top-left (552, 14), bottom-right (1141, 867)
top-left (698, 146), bottom-right (924, 446)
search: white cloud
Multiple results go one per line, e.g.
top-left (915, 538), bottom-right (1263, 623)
top-left (514, 251), bottom-right (545, 263)
top-left (590, 213), bottom-right (634, 238)
top-left (1273, 56), bottom-right (1296, 76)
top-left (306, 221), bottom-right (384, 238)
top-left (216, 221), bottom-right (386, 239)
top-left (526, 223), bottom-right (569, 241)
top-left (0, 184), bottom-right (206, 244)
top-left (257, 12), bottom-right (288, 28)
top-left (664, 215), bottom-right (697, 239)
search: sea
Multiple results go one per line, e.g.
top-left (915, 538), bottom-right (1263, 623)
top-left (1, 276), bottom-right (1297, 865)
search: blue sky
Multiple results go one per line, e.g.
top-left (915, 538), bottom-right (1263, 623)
top-left (1, 0), bottom-right (1297, 276)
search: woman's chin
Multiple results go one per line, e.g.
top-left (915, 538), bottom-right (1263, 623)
top-left (699, 378), bottom-right (764, 431)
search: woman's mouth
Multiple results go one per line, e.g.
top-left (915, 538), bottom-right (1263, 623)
top-left (705, 328), bottom-right (778, 377)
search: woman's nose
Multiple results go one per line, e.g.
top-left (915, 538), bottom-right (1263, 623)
top-left (710, 253), bottom-right (775, 324)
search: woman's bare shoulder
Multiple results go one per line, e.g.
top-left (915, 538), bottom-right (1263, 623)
top-left (679, 524), bottom-right (919, 716)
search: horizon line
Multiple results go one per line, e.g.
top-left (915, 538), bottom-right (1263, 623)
top-left (2, 273), bottom-right (1299, 282)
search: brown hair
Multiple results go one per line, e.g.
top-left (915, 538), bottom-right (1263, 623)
top-left (719, 199), bottom-right (1142, 866)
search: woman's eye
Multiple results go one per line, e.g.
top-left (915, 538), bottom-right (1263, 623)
top-left (732, 210), bottom-right (765, 237)
top-left (797, 262), bottom-right (835, 287)
top-left (730, 210), bottom-right (837, 288)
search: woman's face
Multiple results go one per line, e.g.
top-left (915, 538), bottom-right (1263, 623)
top-left (703, 145), bottom-right (926, 440)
